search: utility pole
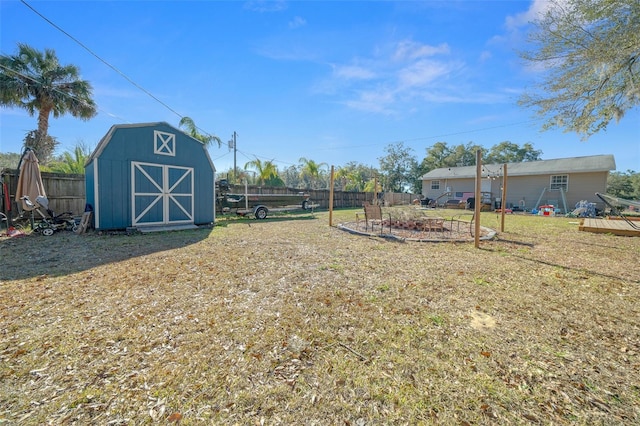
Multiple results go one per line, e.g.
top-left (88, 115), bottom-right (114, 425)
top-left (228, 132), bottom-right (237, 183)
top-left (233, 131), bottom-right (237, 184)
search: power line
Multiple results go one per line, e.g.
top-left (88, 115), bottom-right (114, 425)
top-left (0, 61), bottom-right (132, 125)
top-left (306, 119), bottom-right (540, 152)
top-left (236, 149), bottom-right (297, 167)
top-left (20, 0), bottom-right (183, 120)
top-left (19, 0), bottom-right (217, 139)
top-left (218, 118), bottom-right (540, 171)
top-left (210, 150), bottom-right (232, 162)
top-left (14, 1), bottom-right (543, 169)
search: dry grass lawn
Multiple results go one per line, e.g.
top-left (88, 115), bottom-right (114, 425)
top-left (1, 208), bottom-right (639, 425)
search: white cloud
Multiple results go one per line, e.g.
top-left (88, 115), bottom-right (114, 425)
top-left (343, 88), bottom-right (398, 114)
top-left (318, 38), bottom-right (467, 113)
top-left (244, 0), bottom-right (287, 13)
top-left (283, 32), bottom-right (507, 114)
top-left (289, 16), bottom-right (306, 29)
top-left (397, 59), bottom-right (452, 89)
top-left (505, 0), bottom-right (550, 30)
top-left (479, 50), bottom-right (492, 62)
top-left (393, 40), bottom-right (450, 61)
top-left (466, 114), bottom-right (504, 125)
top-left (333, 64), bottom-right (376, 80)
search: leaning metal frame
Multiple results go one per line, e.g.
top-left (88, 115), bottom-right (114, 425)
top-left (595, 192), bottom-right (640, 230)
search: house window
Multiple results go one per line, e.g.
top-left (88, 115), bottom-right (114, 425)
top-left (550, 174), bottom-right (568, 191)
top-left (431, 180), bottom-right (440, 190)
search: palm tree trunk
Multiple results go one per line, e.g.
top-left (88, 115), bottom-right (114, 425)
top-left (37, 106), bottom-right (51, 138)
top-left (33, 105), bottom-right (57, 162)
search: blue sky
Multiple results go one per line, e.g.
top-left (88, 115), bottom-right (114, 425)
top-left (1, 0), bottom-right (639, 173)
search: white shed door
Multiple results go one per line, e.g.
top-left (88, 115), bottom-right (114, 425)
top-left (131, 162), bottom-right (194, 226)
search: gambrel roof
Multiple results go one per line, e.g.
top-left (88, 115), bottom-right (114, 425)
top-left (86, 121), bottom-right (215, 172)
top-left (421, 155), bottom-right (616, 180)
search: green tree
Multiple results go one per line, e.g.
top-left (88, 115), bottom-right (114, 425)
top-left (363, 178), bottom-right (382, 193)
top-left (0, 43), bottom-right (97, 163)
top-left (419, 141), bottom-right (542, 176)
top-left (298, 157), bottom-right (328, 189)
top-left (334, 166), bottom-right (353, 191)
top-left (519, 0), bottom-right (640, 138)
top-left (418, 142), bottom-right (484, 176)
top-left (484, 141), bottom-right (543, 164)
top-left (0, 152), bottom-right (23, 169)
top-left (448, 142), bottom-right (484, 167)
top-left (281, 165), bottom-right (301, 188)
top-left (419, 142), bottom-right (452, 172)
top-left (378, 142), bottom-right (419, 193)
top-left (334, 162), bottom-right (378, 191)
top-left (607, 170), bottom-right (640, 199)
top-left (48, 143), bottom-right (91, 174)
top-left (178, 116), bottom-right (222, 147)
top-left (244, 157), bottom-right (280, 186)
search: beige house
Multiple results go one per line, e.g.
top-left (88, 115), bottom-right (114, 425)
top-left (420, 154), bottom-right (616, 213)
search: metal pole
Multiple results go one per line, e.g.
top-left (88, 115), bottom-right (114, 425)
top-left (474, 150), bottom-right (482, 248)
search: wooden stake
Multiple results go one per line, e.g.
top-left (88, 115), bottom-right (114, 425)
top-left (475, 150), bottom-right (482, 248)
top-left (501, 163), bottom-right (508, 232)
top-left (329, 165), bottom-right (335, 227)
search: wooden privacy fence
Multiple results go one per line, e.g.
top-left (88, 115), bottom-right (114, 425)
top-left (0, 170), bottom-right (419, 222)
top-left (226, 184), bottom-right (420, 209)
top-left (0, 169), bottom-right (86, 219)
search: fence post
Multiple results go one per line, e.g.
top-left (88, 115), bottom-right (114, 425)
top-left (329, 166), bottom-right (335, 226)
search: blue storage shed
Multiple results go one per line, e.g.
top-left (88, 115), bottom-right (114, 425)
top-left (85, 122), bottom-right (215, 231)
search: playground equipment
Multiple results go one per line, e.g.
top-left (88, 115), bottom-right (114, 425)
top-left (567, 200), bottom-right (597, 218)
top-left (536, 205), bottom-right (556, 216)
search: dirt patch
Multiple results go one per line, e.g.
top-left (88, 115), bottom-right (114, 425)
top-left (469, 311), bottom-right (497, 331)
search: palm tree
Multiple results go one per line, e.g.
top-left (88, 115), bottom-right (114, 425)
top-left (299, 157), bottom-right (328, 189)
top-left (363, 178), bottom-right (381, 193)
top-left (0, 43), bottom-right (97, 163)
top-left (244, 157), bottom-right (279, 186)
top-left (178, 116), bottom-right (222, 147)
top-left (48, 143), bottom-right (91, 174)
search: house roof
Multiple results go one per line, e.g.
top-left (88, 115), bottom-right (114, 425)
top-left (421, 154), bottom-right (616, 180)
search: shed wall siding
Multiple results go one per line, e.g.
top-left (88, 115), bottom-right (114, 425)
top-left (99, 158), bottom-right (130, 229)
top-left (85, 160), bottom-right (95, 211)
top-left (193, 167), bottom-right (214, 224)
top-left (87, 122), bottom-right (215, 230)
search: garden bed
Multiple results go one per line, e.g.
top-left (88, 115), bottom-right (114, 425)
top-left (339, 217), bottom-right (495, 241)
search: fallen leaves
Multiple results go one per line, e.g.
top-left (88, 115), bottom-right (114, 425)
top-left (167, 412), bottom-right (182, 422)
top-left (1, 210), bottom-right (639, 424)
